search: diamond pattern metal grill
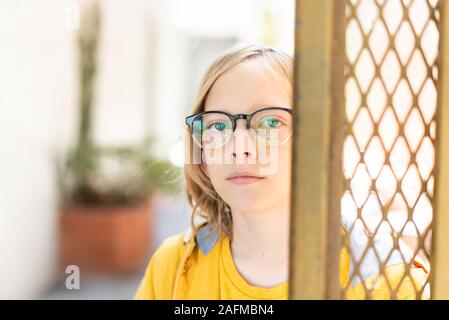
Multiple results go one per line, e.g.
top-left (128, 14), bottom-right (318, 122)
top-left (341, 0), bottom-right (441, 299)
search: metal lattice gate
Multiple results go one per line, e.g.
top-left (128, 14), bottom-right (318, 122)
top-left (290, 0), bottom-right (449, 300)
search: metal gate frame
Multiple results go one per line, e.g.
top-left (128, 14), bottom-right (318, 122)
top-left (289, 0), bottom-right (346, 299)
top-left (290, 0), bottom-right (449, 300)
top-left (432, 0), bottom-right (449, 301)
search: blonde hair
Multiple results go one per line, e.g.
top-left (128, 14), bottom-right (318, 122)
top-left (184, 43), bottom-right (293, 240)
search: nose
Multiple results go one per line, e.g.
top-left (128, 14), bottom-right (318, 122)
top-left (231, 119), bottom-right (257, 163)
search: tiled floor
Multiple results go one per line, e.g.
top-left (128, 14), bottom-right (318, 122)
top-left (42, 194), bottom-right (190, 300)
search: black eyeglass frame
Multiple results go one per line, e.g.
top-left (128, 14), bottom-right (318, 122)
top-left (185, 107), bottom-right (295, 134)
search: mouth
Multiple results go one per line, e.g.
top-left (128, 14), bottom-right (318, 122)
top-left (226, 172), bottom-right (265, 185)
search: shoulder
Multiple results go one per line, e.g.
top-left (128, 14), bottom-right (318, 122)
top-left (134, 222), bottom-right (220, 300)
top-left (153, 231), bottom-right (190, 262)
top-left (134, 230), bottom-right (191, 300)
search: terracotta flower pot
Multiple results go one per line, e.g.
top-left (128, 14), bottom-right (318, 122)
top-left (59, 198), bottom-right (152, 274)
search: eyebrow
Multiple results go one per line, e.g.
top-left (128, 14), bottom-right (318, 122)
top-left (205, 104), bottom-right (291, 114)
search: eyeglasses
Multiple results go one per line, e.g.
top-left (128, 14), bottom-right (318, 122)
top-left (185, 107), bottom-right (294, 149)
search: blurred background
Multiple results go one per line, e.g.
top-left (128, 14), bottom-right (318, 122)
top-left (0, 0), bottom-right (438, 300)
top-left (0, 0), bottom-right (295, 299)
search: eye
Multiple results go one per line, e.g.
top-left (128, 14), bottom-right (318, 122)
top-left (208, 121), bottom-right (228, 132)
top-left (262, 118), bottom-right (281, 128)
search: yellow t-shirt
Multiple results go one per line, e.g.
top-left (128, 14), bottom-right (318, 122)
top-left (134, 224), bottom-right (429, 300)
top-left (219, 235), bottom-right (288, 299)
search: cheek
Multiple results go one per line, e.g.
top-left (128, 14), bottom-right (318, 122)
top-left (202, 146), bottom-right (231, 166)
top-left (203, 163), bottom-right (231, 199)
top-left (272, 145), bottom-right (292, 185)
top-left (258, 141), bottom-right (292, 177)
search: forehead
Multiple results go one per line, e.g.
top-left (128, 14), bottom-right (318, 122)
top-left (204, 60), bottom-right (291, 114)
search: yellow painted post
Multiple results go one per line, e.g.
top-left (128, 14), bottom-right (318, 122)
top-left (431, 0), bottom-right (449, 300)
top-left (289, 0), bottom-right (346, 299)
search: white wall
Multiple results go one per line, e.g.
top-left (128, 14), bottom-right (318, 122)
top-left (0, 0), bottom-right (77, 299)
top-left (0, 0), bottom-right (151, 298)
top-left (94, 0), bottom-right (148, 145)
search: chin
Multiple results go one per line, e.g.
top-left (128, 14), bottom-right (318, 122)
top-left (225, 193), bottom-right (269, 209)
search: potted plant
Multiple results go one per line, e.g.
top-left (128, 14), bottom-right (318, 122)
top-left (57, 2), bottom-right (180, 274)
top-left (58, 141), bottom-right (180, 274)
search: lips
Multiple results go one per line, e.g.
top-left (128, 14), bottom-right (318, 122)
top-left (226, 171), bottom-right (265, 185)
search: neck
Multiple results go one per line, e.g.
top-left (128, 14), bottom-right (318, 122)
top-left (229, 199), bottom-right (290, 261)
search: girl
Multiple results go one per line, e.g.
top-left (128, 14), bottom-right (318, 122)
top-left (135, 43), bottom-right (429, 300)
